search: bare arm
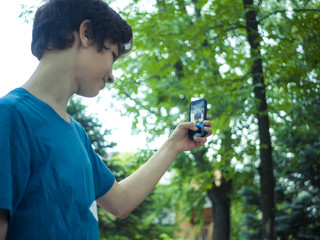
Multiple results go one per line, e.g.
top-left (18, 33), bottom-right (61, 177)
top-left (97, 120), bottom-right (212, 218)
top-left (0, 209), bottom-right (8, 240)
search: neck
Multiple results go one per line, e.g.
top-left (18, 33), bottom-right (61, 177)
top-left (22, 50), bottom-right (78, 122)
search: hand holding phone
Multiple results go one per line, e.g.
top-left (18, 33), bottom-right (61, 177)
top-left (188, 99), bottom-right (207, 140)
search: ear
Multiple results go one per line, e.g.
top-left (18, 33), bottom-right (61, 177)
top-left (79, 20), bottom-right (92, 48)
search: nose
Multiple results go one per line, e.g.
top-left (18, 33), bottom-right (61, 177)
top-left (106, 73), bottom-right (114, 83)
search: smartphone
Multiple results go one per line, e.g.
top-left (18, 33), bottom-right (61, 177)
top-left (188, 99), bottom-right (207, 139)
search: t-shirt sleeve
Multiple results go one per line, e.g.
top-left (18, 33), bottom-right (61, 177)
top-left (73, 120), bottom-right (115, 199)
top-left (86, 140), bottom-right (115, 199)
top-left (0, 104), bottom-right (31, 216)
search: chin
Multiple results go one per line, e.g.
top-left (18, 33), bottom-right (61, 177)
top-left (77, 89), bottom-right (100, 98)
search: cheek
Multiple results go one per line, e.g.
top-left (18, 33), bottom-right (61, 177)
top-left (78, 54), bottom-right (113, 81)
top-left (87, 62), bottom-right (104, 79)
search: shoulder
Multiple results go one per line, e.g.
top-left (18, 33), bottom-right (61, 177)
top-left (0, 89), bottom-right (32, 149)
top-left (0, 88), bottom-right (27, 103)
top-left (0, 89), bottom-right (24, 122)
top-left (0, 88), bottom-right (45, 132)
top-left (0, 88), bottom-right (31, 115)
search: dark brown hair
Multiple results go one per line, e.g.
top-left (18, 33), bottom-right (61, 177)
top-left (31, 0), bottom-right (133, 60)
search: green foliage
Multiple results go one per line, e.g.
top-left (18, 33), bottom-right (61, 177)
top-left (272, 100), bottom-right (320, 239)
top-left (240, 97), bottom-right (320, 239)
top-left (276, 193), bottom-right (320, 240)
top-left (111, 0), bottom-right (320, 239)
top-left (112, 0), bottom-right (258, 238)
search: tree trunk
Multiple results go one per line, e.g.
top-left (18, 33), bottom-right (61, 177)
top-left (242, 0), bottom-right (276, 239)
top-left (207, 179), bottom-right (232, 240)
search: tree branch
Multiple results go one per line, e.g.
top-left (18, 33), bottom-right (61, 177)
top-left (259, 8), bottom-right (320, 23)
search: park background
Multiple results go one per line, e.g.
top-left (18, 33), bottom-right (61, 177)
top-left (1, 0), bottom-right (319, 239)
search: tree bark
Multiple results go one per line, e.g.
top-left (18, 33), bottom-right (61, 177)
top-left (207, 179), bottom-right (232, 240)
top-left (242, 0), bottom-right (276, 239)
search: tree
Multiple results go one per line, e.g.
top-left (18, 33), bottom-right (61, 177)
top-left (112, 0), bottom-right (251, 239)
top-left (273, 86), bottom-right (320, 239)
top-left (240, 129), bottom-right (320, 239)
top-left (239, 2), bottom-right (320, 235)
top-left (110, 0), bottom-right (320, 239)
top-left (243, 0), bottom-right (276, 238)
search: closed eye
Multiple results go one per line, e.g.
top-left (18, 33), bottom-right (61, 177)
top-left (112, 52), bottom-right (119, 62)
top-left (112, 53), bottom-right (117, 62)
top-left (103, 46), bottom-right (118, 62)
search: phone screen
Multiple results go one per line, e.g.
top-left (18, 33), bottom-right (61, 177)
top-left (189, 99), bottom-right (207, 139)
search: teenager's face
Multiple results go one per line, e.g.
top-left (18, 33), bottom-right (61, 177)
top-left (75, 39), bottom-right (119, 97)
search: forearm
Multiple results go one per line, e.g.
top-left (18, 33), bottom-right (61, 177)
top-left (0, 209), bottom-right (8, 240)
top-left (119, 138), bottom-right (180, 206)
top-left (98, 122), bottom-right (211, 218)
top-left (98, 138), bottom-right (181, 218)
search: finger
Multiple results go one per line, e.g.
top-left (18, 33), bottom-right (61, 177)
top-left (204, 131), bottom-right (212, 138)
top-left (204, 120), bottom-right (211, 127)
top-left (194, 136), bottom-right (207, 145)
top-left (179, 122), bottom-right (198, 131)
top-left (204, 126), bottom-right (212, 134)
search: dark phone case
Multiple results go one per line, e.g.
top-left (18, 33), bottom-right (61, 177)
top-left (188, 99), bottom-right (207, 140)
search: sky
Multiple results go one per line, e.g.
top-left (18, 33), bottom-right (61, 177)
top-left (0, 0), bottom-right (163, 153)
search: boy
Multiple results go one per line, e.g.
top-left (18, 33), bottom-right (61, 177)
top-left (194, 111), bottom-right (205, 136)
top-left (0, 0), bottom-right (212, 239)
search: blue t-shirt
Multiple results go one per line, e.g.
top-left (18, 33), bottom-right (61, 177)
top-left (195, 121), bottom-right (204, 135)
top-left (0, 88), bottom-right (115, 239)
